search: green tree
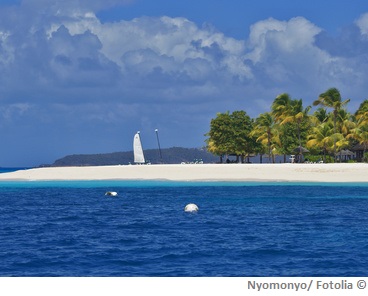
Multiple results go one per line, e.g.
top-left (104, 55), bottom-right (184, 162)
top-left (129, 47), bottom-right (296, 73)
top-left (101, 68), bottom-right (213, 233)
top-left (355, 100), bottom-right (368, 128)
top-left (335, 109), bottom-right (355, 161)
top-left (349, 123), bottom-right (368, 161)
top-left (306, 120), bottom-right (334, 163)
top-left (272, 93), bottom-right (311, 161)
top-left (228, 111), bottom-right (254, 162)
top-left (251, 112), bottom-right (276, 163)
top-left (277, 122), bottom-right (304, 162)
top-left (204, 90), bottom-right (368, 163)
top-left (205, 111), bottom-right (254, 162)
top-left (206, 112), bottom-right (233, 161)
top-left (280, 98), bottom-right (311, 158)
top-left (313, 88), bottom-right (350, 161)
top-left (349, 101), bottom-right (368, 161)
top-left (313, 108), bottom-right (329, 124)
top-left (272, 93), bottom-right (291, 122)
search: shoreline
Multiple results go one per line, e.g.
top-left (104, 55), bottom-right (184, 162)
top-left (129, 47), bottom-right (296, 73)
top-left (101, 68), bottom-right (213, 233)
top-left (0, 163), bottom-right (367, 183)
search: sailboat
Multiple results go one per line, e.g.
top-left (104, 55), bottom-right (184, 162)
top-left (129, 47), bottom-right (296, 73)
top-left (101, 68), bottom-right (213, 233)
top-left (133, 132), bottom-right (146, 164)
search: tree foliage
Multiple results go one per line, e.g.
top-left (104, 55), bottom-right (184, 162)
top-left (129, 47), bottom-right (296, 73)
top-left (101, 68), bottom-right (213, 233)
top-left (205, 87), bottom-right (368, 163)
top-left (206, 111), bottom-right (255, 161)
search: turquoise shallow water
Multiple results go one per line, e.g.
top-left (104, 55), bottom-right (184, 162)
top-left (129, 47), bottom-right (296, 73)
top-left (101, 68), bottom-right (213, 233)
top-left (0, 179), bottom-right (367, 188)
top-left (0, 180), bottom-right (367, 276)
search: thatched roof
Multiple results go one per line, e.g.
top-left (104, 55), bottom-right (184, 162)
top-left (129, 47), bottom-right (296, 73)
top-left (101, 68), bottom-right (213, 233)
top-left (335, 149), bottom-right (355, 156)
top-left (293, 146), bottom-right (309, 154)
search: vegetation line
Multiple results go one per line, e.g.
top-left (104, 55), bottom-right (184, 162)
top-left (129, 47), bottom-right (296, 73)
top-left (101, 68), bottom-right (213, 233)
top-left (205, 88), bottom-right (368, 163)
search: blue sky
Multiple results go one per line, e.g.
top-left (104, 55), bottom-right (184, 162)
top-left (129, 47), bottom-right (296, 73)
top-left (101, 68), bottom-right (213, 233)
top-left (1, 0), bottom-right (368, 166)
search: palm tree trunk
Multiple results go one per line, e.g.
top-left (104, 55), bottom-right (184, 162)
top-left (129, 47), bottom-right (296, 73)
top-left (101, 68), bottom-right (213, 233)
top-left (297, 122), bottom-right (303, 163)
top-left (267, 131), bottom-right (272, 163)
top-left (333, 110), bottom-right (337, 162)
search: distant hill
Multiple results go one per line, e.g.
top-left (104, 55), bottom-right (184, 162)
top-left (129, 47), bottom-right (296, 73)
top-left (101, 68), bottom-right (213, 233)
top-left (48, 147), bottom-right (219, 167)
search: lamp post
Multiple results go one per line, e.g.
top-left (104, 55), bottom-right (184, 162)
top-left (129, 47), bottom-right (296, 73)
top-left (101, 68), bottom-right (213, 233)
top-left (155, 129), bottom-right (163, 163)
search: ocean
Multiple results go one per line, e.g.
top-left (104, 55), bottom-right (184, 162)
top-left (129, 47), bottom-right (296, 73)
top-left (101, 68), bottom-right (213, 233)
top-left (0, 179), bottom-right (367, 276)
top-left (0, 167), bottom-right (29, 173)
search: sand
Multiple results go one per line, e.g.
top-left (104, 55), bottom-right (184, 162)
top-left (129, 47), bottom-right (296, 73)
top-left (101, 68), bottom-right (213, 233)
top-left (0, 163), bottom-right (367, 182)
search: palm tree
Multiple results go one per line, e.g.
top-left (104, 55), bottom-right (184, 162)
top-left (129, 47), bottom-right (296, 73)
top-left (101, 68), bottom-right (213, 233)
top-left (313, 108), bottom-right (329, 124)
top-left (272, 93), bottom-right (291, 123)
top-left (349, 104), bottom-right (368, 161)
top-left (272, 94), bottom-right (311, 162)
top-left (337, 109), bottom-right (354, 136)
top-left (355, 100), bottom-right (368, 126)
top-left (251, 112), bottom-right (276, 163)
top-left (279, 99), bottom-right (311, 160)
top-left (349, 123), bottom-right (368, 162)
top-left (335, 109), bottom-right (355, 161)
top-left (306, 121), bottom-right (334, 162)
top-left (271, 93), bottom-right (294, 161)
top-left (313, 88), bottom-right (350, 161)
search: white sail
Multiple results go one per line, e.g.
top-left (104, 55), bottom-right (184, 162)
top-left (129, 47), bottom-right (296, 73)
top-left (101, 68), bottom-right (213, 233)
top-left (133, 132), bottom-right (145, 164)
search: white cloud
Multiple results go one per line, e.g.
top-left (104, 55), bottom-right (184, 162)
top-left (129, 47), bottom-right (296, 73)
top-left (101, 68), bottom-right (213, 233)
top-left (1, 4), bottom-right (366, 110)
top-left (243, 16), bottom-right (363, 97)
top-left (246, 17), bottom-right (323, 65)
top-left (356, 13), bottom-right (368, 35)
top-left (48, 13), bottom-right (253, 105)
top-left (57, 14), bottom-right (251, 81)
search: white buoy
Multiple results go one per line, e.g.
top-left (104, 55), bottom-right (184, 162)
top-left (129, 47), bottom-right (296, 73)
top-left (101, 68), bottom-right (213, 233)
top-left (184, 203), bottom-right (199, 212)
top-left (105, 191), bottom-right (118, 197)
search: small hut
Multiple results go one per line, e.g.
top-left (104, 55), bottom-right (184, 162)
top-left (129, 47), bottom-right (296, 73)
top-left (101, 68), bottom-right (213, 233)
top-left (335, 149), bottom-right (356, 162)
top-left (351, 143), bottom-right (368, 162)
top-left (293, 146), bottom-right (309, 163)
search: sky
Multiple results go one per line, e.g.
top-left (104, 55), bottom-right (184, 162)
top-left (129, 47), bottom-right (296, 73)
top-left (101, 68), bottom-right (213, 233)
top-left (1, 0), bottom-right (368, 166)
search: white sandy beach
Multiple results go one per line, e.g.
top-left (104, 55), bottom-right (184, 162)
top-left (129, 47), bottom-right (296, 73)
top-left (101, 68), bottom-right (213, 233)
top-left (0, 163), bottom-right (367, 182)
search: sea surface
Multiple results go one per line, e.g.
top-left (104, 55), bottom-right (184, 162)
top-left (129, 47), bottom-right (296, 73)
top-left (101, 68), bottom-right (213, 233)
top-left (0, 178), bottom-right (367, 276)
top-left (0, 167), bottom-right (29, 173)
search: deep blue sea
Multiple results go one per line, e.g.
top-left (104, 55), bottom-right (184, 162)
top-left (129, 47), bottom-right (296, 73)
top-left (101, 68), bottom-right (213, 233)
top-left (0, 178), bottom-right (367, 277)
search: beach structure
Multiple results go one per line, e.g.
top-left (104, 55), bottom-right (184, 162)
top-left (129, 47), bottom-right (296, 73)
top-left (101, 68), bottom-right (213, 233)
top-left (352, 143), bottom-right (367, 162)
top-left (293, 146), bottom-right (309, 163)
top-left (133, 132), bottom-right (145, 164)
top-left (335, 149), bottom-right (356, 162)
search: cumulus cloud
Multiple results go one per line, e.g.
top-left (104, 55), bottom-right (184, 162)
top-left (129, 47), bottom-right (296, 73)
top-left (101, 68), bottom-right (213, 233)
top-left (247, 17), bottom-right (322, 62)
top-left (242, 16), bottom-right (368, 104)
top-left (0, 4), bottom-right (253, 106)
top-left (57, 14), bottom-right (252, 100)
top-left (1, 1), bottom-right (366, 110)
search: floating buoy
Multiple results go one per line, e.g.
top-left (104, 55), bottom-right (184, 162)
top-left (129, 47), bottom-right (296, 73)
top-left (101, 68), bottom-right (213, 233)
top-left (105, 191), bottom-right (118, 196)
top-left (184, 203), bottom-right (199, 212)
